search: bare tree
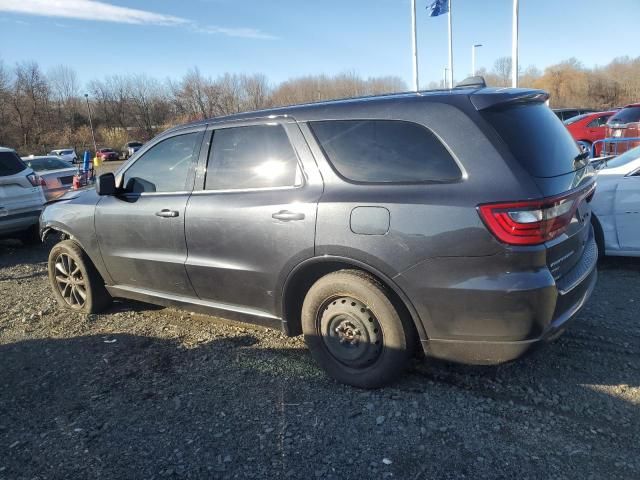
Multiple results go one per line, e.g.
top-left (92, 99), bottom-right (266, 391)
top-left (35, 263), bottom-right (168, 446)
top-left (48, 65), bottom-right (80, 130)
top-left (492, 57), bottom-right (512, 87)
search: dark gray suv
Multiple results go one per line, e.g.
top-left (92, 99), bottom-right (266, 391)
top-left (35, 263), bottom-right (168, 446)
top-left (41, 86), bottom-right (598, 388)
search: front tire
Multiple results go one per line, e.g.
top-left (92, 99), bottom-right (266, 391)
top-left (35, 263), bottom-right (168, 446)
top-left (301, 270), bottom-right (416, 388)
top-left (48, 240), bottom-right (112, 313)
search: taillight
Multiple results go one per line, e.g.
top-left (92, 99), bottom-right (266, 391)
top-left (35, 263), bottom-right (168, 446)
top-left (26, 173), bottom-right (45, 187)
top-left (478, 184), bottom-right (595, 246)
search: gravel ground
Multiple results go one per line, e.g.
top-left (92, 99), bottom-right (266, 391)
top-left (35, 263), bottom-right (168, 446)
top-left (0, 239), bottom-right (638, 479)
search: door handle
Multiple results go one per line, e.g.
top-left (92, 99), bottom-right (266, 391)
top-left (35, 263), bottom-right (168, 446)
top-left (272, 210), bottom-right (305, 221)
top-left (155, 209), bottom-right (179, 218)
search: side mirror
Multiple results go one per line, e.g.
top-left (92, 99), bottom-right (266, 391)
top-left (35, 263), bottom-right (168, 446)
top-left (96, 173), bottom-right (116, 196)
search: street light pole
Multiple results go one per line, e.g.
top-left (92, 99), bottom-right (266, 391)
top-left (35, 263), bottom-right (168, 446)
top-left (84, 93), bottom-right (97, 154)
top-left (443, 67), bottom-right (449, 89)
top-left (410, 0), bottom-right (419, 91)
top-left (511, 0), bottom-right (519, 87)
top-left (472, 43), bottom-right (483, 76)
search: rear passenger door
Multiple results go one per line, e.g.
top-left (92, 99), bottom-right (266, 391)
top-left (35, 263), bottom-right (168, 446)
top-left (185, 119), bottom-right (322, 319)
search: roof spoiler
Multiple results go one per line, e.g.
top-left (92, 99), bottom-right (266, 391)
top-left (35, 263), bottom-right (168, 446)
top-left (471, 89), bottom-right (550, 111)
top-left (455, 76), bottom-right (487, 89)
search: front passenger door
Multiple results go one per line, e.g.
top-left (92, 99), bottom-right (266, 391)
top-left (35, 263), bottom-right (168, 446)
top-left (95, 130), bottom-right (204, 296)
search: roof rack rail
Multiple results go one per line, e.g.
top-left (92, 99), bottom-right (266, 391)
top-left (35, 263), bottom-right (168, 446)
top-left (455, 76), bottom-right (487, 89)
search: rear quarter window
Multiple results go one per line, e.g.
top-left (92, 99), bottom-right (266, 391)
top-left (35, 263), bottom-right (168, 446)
top-left (309, 120), bottom-right (461, 184)
top-left (483, 103), bottom-right (581, 178)
top-left (0, 151), bottom-right (27, 176)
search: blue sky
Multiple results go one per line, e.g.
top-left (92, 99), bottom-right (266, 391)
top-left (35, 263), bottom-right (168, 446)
top-left (0, 0), bottom-right (638, 88)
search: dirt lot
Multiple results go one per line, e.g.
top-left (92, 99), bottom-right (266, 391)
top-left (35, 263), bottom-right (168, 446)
top-left (0, 239), bottom-right (638, 480)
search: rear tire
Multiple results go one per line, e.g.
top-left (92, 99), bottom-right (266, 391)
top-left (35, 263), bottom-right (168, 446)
top-left (301, 269), bottom-right (416, 389)
top-left (48, 240), bottom-right (112, 313)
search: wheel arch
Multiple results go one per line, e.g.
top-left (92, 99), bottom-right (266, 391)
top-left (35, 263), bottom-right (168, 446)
top-left (280, 256), bottom-right (428, 343)
top-left (591, 212), bottom-right (606, 258)
top-left (41, 221), bottom-right (112, 284)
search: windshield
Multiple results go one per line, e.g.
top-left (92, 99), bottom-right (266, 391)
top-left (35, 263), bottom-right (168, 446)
top-left (0, 151), bottom-right (26, 176)
top-left (24, 157), bottom-right (72, 171)
top-left (604, 145), bottom-right (640, 169)
top-left (128, 142), bottom-right (142, 147)
top-left (483, 103), bottom-right (581, 178)
top-left (564, 113), bottom-right (589, 125)
top-left (608, 107), bottom-right (640, 125)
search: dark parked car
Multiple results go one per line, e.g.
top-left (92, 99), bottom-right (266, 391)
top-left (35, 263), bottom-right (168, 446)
top-left (121, 141), bottom-right (143, 160)
top-left (553, 108), bottom-right (594, 122)
top-left (41, 86), bottom-right (598, 388)
top-left (604, 103), bottom-right (640, 155)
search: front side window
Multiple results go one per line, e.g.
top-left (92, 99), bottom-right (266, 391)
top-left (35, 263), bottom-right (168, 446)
top-left (205, 124), bottom-right (301, 190)
top-left (123, 132), bottom-right (200, 193)
top-left (309, 120), bottom-right (461, 183)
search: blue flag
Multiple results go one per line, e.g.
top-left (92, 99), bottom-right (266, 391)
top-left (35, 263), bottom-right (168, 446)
top-left (427, 0), bottom-right (449, 17)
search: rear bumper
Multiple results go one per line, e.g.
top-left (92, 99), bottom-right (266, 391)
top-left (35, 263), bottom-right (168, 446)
top-left (397, 234), bottom-right (598, 365)
top-left (423, 265), bottom-right (596, 364)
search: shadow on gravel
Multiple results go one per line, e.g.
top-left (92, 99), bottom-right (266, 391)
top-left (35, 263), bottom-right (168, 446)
top-left (0, 240), bottom-right (49, 269)
top-left (597, 255), bottom-right (640, 271)
top-left (0, 329), bottom-right (638, 479)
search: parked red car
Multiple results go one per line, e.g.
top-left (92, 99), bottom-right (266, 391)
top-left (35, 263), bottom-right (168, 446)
top-left (604, 103), bottom-right (640, 155)
top-left (564, 110), bottom-right (615, 156)
top-left (96, 148), bottom-right (119, 162)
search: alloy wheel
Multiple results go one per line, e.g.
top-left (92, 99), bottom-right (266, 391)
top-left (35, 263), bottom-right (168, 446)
top-left (53, 253), bottom-right (87, 309)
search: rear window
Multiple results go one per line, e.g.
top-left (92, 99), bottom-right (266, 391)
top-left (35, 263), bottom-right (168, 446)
top-left (309, 120), bottom-right (461, 183)
top-left (0, 151), bottom-right (27, 177)
top-left (608, 107), bottom-right (640, 125)
top-left (604, 145), bottom-right (640, 169)
top-left (24, 157), bottom-right (72, 171)
top-left (483, 103), bottom-right (581, 178)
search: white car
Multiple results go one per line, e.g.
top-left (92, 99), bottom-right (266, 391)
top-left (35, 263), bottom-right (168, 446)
top-left (0, 147), bottom-right (46, 243)
top-left (591, 145), bottom-right (640, 257)
top-left (48, 148), bottom-right (78, 164)
top-left (21, 155), bottom-right (77, 201)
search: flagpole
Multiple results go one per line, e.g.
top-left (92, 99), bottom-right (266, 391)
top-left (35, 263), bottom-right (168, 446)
top-left (447, 0), bottom-right (453, 88)
top-left (411, 0), bottom-right (419, 91)
top-left (511, 0), bottom-right (519, 87)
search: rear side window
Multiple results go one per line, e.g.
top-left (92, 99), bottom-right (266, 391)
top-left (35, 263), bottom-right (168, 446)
top-left (309, 120), bottom-right (461, 183)
top-left (483, 104), bottom-right (581, 178)
top-left (0, 151), bottom-right (27, 177)
top-left (609, 107), bottom-right (640, 124)
top-left (206, 124), bottom-right (301, 190)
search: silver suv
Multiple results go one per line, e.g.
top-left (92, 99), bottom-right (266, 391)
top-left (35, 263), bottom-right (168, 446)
top-left (0, 147), bottom-right (46, 243)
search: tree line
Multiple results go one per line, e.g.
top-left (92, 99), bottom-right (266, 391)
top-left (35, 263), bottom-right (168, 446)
top-left (1, 55), bottom-right (638, 155)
